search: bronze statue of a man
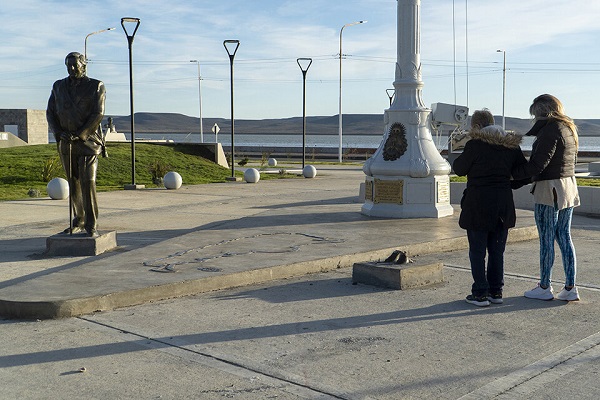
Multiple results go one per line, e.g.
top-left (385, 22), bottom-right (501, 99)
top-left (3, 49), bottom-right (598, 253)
top-left (47, 52), bottom-right (106, 237)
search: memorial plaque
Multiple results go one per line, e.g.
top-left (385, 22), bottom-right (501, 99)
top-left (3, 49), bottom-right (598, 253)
top-left (374, 178), bottom-right (403, 204)
top-left (365, 179), bottom-right (373, 201)
top-left (437, 180), bottom-right (450, 204)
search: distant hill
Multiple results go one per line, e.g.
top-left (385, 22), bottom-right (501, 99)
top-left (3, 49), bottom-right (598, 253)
top-left (105, 113), bottom-right (600, 137)
top-left (105, 113), bottom-right (385, 136)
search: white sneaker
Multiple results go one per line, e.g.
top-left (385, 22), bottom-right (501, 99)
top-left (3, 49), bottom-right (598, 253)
top-left (524, 283), bottom-right (554, 300)
top-left (556, 286), bottom-right (580, 301)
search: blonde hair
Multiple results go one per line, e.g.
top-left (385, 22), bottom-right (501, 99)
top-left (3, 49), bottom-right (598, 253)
top-left (470, 109), bottom-right (495, 130)
top-left (530, 94), bottom-right (578, 148)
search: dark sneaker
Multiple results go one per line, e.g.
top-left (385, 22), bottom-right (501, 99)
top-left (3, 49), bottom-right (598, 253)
top-left (384, 250), bottom-right (401, 263)
top-left (466, 294), bottom-right (490, 307)
top-left (396, 251), bottom-right (408, 264)
top-left (488, 293), bottom-right (503, 304)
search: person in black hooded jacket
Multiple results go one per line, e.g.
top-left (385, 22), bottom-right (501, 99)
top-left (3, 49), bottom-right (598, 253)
top-left (453, 110), bottom-right (528, 306)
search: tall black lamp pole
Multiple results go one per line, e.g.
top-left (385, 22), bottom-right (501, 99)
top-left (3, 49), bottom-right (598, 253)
top-left (297, 58), bottom-right (312, 169)
top-left (224, 40), bottom-right (240, 181)
top-left (121, 17), bottom-right (141, 189)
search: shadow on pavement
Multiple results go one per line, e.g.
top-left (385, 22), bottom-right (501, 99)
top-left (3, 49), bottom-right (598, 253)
top-left (0, 291), bottom-right (566, 368)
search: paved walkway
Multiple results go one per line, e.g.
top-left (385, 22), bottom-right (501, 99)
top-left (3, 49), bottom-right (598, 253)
top-left (2, 165), bottom-right (600, 399)
top-left (0, 166), bottom-right (536, 319)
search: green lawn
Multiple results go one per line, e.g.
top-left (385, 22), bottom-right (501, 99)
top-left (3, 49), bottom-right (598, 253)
top-left (3, 143), bottom-right (597, 201)
top-left (0, 142), bottom-right (295, 201)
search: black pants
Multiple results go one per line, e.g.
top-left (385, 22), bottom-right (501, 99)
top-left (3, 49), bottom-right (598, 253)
top-left (466, 221), bottom-right (508, 297)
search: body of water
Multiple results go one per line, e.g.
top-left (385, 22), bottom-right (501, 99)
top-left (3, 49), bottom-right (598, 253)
top-left (49, 132), bottom-right (600, 152)
top-left (121, 132), bottom-right (600, 153)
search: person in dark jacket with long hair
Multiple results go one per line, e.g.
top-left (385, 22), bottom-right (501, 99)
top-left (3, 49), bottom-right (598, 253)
top-left (454, 109), bottom-right (528, 306)
top-left (512, 94), bottom-right (580, 301)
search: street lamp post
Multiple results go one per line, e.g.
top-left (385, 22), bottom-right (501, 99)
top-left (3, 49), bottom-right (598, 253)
top-left (297, 58), bottom-right (313, 169)
top-left (84, 27), bottom-right (115, 62)
top-left (224, 40), bottom-right (240, 181)
top-left (121, 17), bottom-right (142, 190)
top-left (497, 49), bottom-right (506, 130)
top-left (338, 20), bottom-right (366, 163)
top-left (190, 60), bottom-right (204, 143)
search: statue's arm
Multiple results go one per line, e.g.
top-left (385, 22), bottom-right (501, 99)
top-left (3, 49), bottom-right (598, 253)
top-left (76, 81), bottom-right (106, 142)
top-left (46, 84), bottom-right (68, 142)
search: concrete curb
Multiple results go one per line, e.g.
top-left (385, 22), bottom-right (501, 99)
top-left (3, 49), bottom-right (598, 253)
top-left (0, 225), bottom-right (538, 319)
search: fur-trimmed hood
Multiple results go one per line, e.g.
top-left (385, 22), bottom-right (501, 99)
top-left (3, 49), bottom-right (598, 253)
top-left (469, 125), bottom-right (523, 149)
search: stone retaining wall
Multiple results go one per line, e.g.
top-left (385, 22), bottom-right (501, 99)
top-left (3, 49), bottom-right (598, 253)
top-left (0, 109), bottom-right (48, 145)
top-left (450, 182), bottom-right (600, 216)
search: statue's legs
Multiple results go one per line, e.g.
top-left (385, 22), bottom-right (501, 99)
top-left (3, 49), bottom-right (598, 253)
top-left (59, 150), bottom-right (85, 231)
top-left (79, 155), bottom-right (99, 235)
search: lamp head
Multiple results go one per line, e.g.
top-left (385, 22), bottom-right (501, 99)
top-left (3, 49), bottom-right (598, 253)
top-left (297, 57), bottom-right (313, 72)
top-left (223, 40), bottom-right (240, 58)
top-left (121, 17), bottom-right (141, 39)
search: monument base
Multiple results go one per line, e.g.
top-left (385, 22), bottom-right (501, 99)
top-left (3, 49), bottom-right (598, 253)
top-left (352, 260), bottom-right (443, 290)
top-left (46, 231), bottom-right (117, 256)
top-left (124, 184), bottom-right (146, 190)
top-left (104, 130), bottom-right (127, 142)
top-left (361, 174), bottom-right (454, 218)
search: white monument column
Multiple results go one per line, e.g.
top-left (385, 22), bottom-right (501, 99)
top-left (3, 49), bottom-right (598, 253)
top-left (362, 0), bottom-right (453, 218)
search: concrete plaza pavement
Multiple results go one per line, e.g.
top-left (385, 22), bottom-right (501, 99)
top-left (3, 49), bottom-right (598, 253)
top-left (1, 165), bottom-right (600, 399)
top-left (0, 165), bottom-right (537, 319)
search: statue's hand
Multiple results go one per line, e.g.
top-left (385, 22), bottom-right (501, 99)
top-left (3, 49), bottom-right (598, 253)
top-left (59, 132), bottom-right (78, 142)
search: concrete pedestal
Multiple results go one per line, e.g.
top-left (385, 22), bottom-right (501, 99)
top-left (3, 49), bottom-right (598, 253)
top-left (352, 260), bottom-right (443, 290)
top-left (46, 231), bottom-right (117, 256)
top-left (361, 174), bottom-right (454, 218)
top-left (361, 0), bottom-right (454, 219)
top-left (124, 184), bottom-right (146, 190)
top-left (104, 129), bottom-right (127, 142)
top-left (588, 162), bottom-right (600, 175)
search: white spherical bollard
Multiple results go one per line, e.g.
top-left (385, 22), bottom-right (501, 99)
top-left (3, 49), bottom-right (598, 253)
top-left (163, 171), bottom-right (182, 190)
top-left (47, 177), bottom-right (69, 200)
top-left (268, 158), bottom-right (277, 167)
top-left (244, 168), bottom-right (260, 183)
top-left (302, 165), bottom-right (317, 178)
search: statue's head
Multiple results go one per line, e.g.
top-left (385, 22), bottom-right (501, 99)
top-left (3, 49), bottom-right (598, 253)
top-left (65, 52), bottom-right (87, 79)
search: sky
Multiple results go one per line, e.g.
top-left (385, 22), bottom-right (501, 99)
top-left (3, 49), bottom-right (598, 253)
top-left (1, 0), bottom-right (599, 123)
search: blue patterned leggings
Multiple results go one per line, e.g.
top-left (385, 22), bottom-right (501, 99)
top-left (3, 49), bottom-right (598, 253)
top-left (534, 204), bottom-right (576, 287)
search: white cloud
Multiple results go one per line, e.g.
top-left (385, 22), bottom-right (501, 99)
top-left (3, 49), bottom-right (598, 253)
top-left (0, 0), bottom-right (599, 119)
